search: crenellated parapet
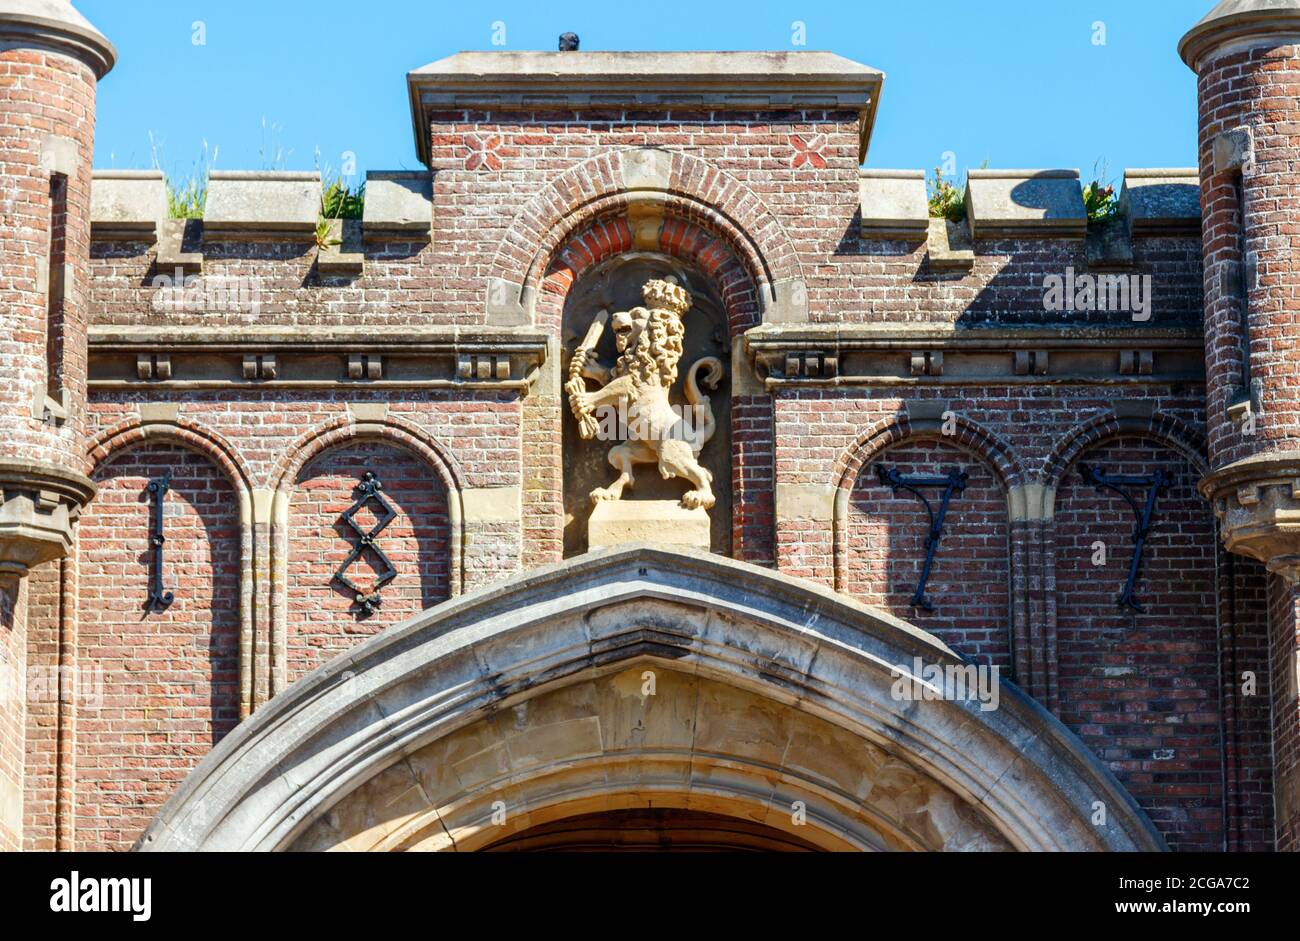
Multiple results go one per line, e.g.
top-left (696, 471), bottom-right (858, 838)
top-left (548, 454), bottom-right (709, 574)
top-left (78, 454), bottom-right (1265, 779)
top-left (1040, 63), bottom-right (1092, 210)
top-left (860, 166), bottom-right (1202, 272)
top-left (90, 168), bottom-right (433, 277)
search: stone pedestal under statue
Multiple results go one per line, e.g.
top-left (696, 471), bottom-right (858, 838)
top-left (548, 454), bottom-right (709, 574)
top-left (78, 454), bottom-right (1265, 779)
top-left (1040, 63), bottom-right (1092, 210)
top-left (587, 499), bottom-right (711, 551)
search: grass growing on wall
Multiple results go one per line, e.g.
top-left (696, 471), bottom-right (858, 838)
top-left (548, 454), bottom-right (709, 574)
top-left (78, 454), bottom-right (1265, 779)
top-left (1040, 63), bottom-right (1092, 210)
top-left (151, 132), bottom-right (216, 219)
top-left (927, 158), bottom-right (1120, 225)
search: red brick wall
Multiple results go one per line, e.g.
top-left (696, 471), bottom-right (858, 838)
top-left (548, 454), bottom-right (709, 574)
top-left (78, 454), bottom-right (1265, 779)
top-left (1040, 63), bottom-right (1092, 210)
top-left (287, 442), bottom-right (450, 683)
top-left (21, 559), bottom-right (60, 850)
top-left (75, 443), bottom-right (240, 850)
top-left (54, 81), bottom-right (1293, 852)
top-left (0, 577), bottom-right (25, 851)
top-left (1267, 576), bottom-right (1300, 850)
top-left (1053, 437), bottom-right (1221, 851)
top-left (1218, 553), bottom-right (1274, 852)
top-left (844, 439), bottom-right (1011, 670)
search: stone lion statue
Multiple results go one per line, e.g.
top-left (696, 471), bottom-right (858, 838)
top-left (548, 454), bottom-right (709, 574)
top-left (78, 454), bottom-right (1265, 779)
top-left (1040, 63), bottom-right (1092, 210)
top-left (566, 277), bottom-right (724, 510)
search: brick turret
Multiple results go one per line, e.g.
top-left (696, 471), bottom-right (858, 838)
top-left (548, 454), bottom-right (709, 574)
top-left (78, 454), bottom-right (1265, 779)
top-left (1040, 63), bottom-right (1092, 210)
top-left (1182, 0), bottom-right (1300, 849)
top-left (0, 1), bottom-right (112, 584)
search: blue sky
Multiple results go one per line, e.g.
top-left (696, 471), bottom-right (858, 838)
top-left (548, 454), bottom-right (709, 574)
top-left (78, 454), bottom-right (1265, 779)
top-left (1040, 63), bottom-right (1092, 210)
top-left (81, 0), bottom-right (1209, 187)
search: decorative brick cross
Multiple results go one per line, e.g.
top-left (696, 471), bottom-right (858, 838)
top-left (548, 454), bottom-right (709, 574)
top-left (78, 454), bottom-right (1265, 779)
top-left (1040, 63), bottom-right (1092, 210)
top-left (464, 133), bottom-right (503, 171)
top-left (789, 134), bottom-right (827, 170)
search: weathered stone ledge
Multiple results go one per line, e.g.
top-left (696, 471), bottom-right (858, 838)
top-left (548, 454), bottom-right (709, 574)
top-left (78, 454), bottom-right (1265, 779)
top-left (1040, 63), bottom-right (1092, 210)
top-left (88, 325), bottom-right (549, 392)
top-left (746, 323), bottom-right (1205, 388)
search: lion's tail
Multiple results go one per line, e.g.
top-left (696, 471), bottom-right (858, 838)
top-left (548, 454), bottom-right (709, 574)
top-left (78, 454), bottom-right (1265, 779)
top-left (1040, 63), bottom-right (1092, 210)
top-left (684, 356), bottom-right (724, 449)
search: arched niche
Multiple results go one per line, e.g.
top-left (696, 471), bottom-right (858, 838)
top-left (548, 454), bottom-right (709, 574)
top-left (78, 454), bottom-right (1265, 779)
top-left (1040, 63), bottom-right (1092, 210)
top-left (560, 253), bottom-right (732, 556)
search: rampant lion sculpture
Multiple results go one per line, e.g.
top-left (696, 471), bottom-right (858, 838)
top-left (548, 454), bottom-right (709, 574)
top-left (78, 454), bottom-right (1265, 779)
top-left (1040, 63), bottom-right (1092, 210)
top-left (566, 277), bottom-right (724, 510)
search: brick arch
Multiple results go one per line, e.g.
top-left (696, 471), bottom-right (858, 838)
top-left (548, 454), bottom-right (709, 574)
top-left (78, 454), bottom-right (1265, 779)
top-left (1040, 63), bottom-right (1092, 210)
top-left (537, 211), bottom-right (762, 335)
top-left (267, 413), bottom-right (465, 498)
top-left (86, 418), bottom-right (257, 717)
top-left (832, 410), bottom-right (1026, 500)
top-left (830, 412), bottom-right (1025, 670)
top-left (492, 148), bottom-right (804, 324)
top-left (1047, 425), bottom-right (1222, 852)
top-left (1042, 410), bottom-right (1209, 490)
top-left (88, 417), bottom-right (254, 496)
top-left (266, 415), bottom-right (465, 698)
top-left (75, 437), bottom-right (245, 847)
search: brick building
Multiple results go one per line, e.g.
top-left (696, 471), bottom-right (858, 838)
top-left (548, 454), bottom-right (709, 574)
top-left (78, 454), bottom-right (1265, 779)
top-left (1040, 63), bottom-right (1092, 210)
top-left (0, 0), bottom-right (1298, 852)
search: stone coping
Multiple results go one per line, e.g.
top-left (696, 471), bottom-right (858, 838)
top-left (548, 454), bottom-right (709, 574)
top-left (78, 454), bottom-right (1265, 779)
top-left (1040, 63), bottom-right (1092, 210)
top-left (965, 169), bottom-right (1087, 239)
top-left (858, 168), bottom-right (1201, 243)
top-left (859, 169), bottom-right (928, 239)
top-left (1119, 168), bottom-right (1201, 236)
top-left (407, 50), bottom-right (884, 165)
top-left (361, 170), bottom-right (432, 237)
top-left (0, 0), bottom-right (116, 77)
top-left (1179, 0), bottom-right (1300, 69)
top-left (91, 168), bottom-right (433, 244)
top-left (90, 169), bottom-right (166, 234)
top-left (204, 171), bottom-right (322, 236)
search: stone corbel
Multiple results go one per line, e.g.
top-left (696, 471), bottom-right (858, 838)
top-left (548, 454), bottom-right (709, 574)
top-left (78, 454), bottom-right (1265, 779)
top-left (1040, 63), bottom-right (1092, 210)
top-left (780, 351), bottom-right (837, 380)
top-left (242, 354), bottom-right (278, 381)
top-left (926, 218), bottom-right (975, 272)
top-left (0, 460), bottom-right (96, 581)
top-left (1118, 350), bottom-right (1153, 376)
top-left (136, 353), bottom-right (172, 380)
top-left (457, 354), bottom-right (513, 381)
top-left (910, 351), bottom-right (943, 377)
top-left (1214, 127), bottom-right (1253, 175)
top-left (346, 354), bottom-right (383, 381)
top-left (1014, 350), bottom-right (1049, 376)
top-left (1200, 451), bottom-right (1300, 582)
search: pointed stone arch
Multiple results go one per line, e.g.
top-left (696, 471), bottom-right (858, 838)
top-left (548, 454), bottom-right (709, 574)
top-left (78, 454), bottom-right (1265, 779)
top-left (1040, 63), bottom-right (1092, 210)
top-left (136, 547), bottom-right (1163, 852)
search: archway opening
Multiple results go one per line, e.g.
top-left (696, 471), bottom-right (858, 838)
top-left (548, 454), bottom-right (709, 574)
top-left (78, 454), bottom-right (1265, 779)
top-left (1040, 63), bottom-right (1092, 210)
top-left (481, 808), bottom-right (824, 852)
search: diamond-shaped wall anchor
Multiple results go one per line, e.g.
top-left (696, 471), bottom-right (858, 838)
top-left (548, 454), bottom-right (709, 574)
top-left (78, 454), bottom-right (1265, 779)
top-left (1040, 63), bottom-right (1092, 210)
top-left (331, 471), bottom-right (397, 616)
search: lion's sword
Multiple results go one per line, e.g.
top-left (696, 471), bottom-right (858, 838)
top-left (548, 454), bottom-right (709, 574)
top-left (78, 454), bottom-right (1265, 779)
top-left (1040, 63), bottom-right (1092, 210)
top-left (566, 308), bottom-right (609, 439)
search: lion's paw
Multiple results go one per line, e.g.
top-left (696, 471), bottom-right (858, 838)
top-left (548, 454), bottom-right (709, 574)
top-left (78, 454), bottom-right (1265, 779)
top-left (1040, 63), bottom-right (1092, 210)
top-left (681, 490), bottom-right (715, 511)
top-left (591, 487), bottom-right (619, 502)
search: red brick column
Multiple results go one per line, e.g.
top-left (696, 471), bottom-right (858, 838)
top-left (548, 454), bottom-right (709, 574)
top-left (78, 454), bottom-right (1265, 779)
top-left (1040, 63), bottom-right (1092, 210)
top-left (1184, 4), bottom-right (1300, 849)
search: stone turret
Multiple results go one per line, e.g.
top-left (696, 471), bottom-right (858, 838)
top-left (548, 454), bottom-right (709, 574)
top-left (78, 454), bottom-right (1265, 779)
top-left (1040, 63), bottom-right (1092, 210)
top-left (0, 1), bottom-right (112, 584)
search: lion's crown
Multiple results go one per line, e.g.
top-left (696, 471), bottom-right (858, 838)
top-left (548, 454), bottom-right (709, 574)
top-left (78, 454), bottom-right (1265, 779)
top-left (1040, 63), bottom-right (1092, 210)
top-left (641, 277), bottom-right (692, 316)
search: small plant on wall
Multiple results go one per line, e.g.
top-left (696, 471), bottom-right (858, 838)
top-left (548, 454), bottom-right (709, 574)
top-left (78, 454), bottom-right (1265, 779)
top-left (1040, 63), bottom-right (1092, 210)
top-left (315, 144), bottom-right (365, 249)
top-left (1082, 160), bottom-right (1119, 223)
top-left (927, 160), bottom-right (987, 222)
